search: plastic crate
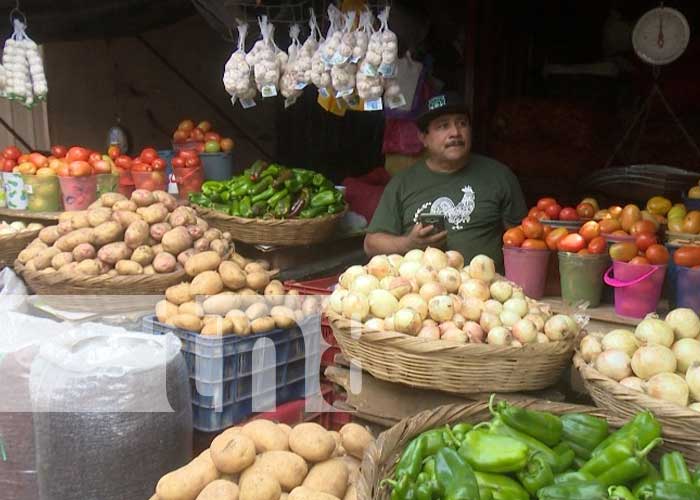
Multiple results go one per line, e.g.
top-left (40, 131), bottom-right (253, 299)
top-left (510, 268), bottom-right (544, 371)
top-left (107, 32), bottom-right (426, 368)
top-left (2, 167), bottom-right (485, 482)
top-left (284, 275), bottom-right (340, 347)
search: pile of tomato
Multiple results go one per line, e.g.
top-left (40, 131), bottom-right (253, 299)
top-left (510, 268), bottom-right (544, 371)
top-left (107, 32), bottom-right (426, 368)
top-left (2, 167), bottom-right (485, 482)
top-left (503, 217), bottom-right (607, 255)
top-left (172, 119), bottom-right (234, 154)
top-left (1, 145), bottom-right (121, 177)
top-left (171, 149), bottom-right (202, 170)
top-left (527, 197), bottom-right (596, 222)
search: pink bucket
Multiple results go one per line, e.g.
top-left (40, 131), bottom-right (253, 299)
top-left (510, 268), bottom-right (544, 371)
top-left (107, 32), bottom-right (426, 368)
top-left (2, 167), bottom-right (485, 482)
top-left (603, 261), bottom-right (666, 318)
top-left (503, 246), bottom-right (550, 299)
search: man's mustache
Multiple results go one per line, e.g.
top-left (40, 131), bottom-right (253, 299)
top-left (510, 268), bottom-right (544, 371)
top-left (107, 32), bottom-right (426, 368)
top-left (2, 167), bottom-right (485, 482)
top-left (446, 140), bottom-right (465, 147)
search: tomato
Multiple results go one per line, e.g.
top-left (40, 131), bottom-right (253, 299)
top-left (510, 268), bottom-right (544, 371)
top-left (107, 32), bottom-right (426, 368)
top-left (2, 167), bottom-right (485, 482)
top-left (630, 219), bottom-right (657, 236)
top-left (196, 142), bottom-right (206, 153)
top-left (17, 154), bottom-right (30, 164)
top-left (620, 204), bottom-right (642, 232)
top-left (545, 203), bottom-right (561, 220)
top-left (204, 140), bottom-right (221, 153)
top-left (645, 244), bottom-right (670, 265)
top-left (559, 207), bottom-right (579, 221)
top-left (190, 128), bottom-right (205, 142)
top-left (543, 225), bottom-right (553, 237)
top-left (528, 207), bottom-right (539, 218)
top-left (629, 256), bottom-right (650, 266)
top-left (503, 227), bottom-right (526, 247)
top-left (521, 217), bottom-right (544, 239)
top-left (609, 242), bottom-right (639, 262)
top-left (608, 205), bottom-right (623, 218)
top-left (545, 227), bottom-right (568, 250)
top-left (576, 202), bottom-right (595, 219)
top-left (558, 233), bottom-right (586, 253)
top-left (669, 218), bottom-right (685, 233)
top-left (522, 239), bottom-right (548, 250)
top-left (599, 218), bottom-right (622, 234)
top-left (220, 138), bottom-right (234, 152)
top-left (579, 220), bottom-right (601, 242)
top-left (139, 148), bottom-right (158, 164)
top-left (197, 121), bottom-right (212, 133)
top-left (185, 157), bottom-right (202, 169)
top-left (173, 130), bottom-right (188, 144)
top-left (114, 155), bottom-right (133, 170)
top-left (178, 119), bottom-right (195, 132)
top-left (587, 236), bottom-right (606, 254)
top-left (171, 157), bottom-right (186, 169)
top-left (577, 249), bottom-right (590, 255)
top-left (611, 230), bottom-right (629, 236)
top-left (88, 152), bottom-right (102, 165)
top-left (2, 158), bottom-right (16, 172)
top-left (50, 145), bottom-right (67, 158)
top-left (179, 149), bottom-right (198, 161)
top-left (107, 145), bottom-right (121, 160)
top-left (66, 147), bottom-right (90, 162)
top-left (683, 211), bottom-right (700, 234)
top-left (580, 197), bottom-right (600, 212)
top-left (92, 159), bottom-right (112, 174)
top-left (26, 152), bottom-right (47, 168)
top-left (131, 162), bottom-right (151, 172)
top-left (3, 146), bottom-right (22, 160)
top-left (56, 163), bottom-right (70, 177)
top-left (635, 232), bottom-right (657, 252)
top-left (68, 160), bottom-right (93, 177)
top-left (204, 132), bottom-right (221, 143)
top-left (151, 158), bottom-right (166, 171)
top-left (674, 246), bottom-right (700, 267)
top-left (536, 197), bottom-right (557, 211)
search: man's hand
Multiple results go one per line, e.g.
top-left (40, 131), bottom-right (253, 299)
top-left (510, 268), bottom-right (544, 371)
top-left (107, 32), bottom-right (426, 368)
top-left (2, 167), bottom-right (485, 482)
top-left (405, 223), bottom-right (448, 250)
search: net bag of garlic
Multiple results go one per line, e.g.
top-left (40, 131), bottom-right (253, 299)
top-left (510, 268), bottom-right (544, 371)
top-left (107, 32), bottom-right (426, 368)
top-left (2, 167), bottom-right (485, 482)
top-left (223, 20), bottom-right (257, 108)
top-left (311, 5), bottom-right (343, 97)
top-left (294, 9), bottom-right (323, 91)
top-left (1, 18), bottom-right (47, 108)
top-left (356, 10), bottom-right (384, 111)
top-left (248, 16), bottom-right (281, 98)
top-left (331, 11), bottom-right (358, 99)
top-left (280, 24), bottom-right (303, 107)
top-left (376, 7), bottom-right (406, 110)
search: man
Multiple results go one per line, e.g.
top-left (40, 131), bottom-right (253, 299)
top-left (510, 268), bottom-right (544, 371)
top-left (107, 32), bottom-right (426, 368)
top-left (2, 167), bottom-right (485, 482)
top-left (364, 92), bottom-right (527, 271)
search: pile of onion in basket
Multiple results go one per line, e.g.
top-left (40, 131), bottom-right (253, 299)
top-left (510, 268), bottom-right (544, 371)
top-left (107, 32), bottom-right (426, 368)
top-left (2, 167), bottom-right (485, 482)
top-left (328, 248), bottom-right (578, 346)
top-left (0, 220), bottom-right (43, 235)
top-left (153, 419), bottom-right (373, 500)
top-left (580, 308), bottom-right (700, 410)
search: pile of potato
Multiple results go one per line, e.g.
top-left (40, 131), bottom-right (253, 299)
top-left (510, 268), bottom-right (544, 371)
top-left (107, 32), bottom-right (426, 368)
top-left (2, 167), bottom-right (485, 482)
top-left (0, 220), bottom-right (43, 235)
top-left (157, 250), bottom-right (322, 337)
top-left (153, 419), bottom-right (374, 500)
top-left (15, 190), bottom-right (233, 277)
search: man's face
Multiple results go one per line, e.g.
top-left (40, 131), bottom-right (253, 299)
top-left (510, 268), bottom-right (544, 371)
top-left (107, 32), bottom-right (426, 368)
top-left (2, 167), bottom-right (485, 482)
top-left (420, 113), bottom-right (471, 163)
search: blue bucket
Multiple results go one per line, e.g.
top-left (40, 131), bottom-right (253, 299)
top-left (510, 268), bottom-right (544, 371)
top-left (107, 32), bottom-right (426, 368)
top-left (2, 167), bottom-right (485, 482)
top-left (676, 266), bottom-right (700, 313)
top-left (201, 152), bottom-right (233, 181)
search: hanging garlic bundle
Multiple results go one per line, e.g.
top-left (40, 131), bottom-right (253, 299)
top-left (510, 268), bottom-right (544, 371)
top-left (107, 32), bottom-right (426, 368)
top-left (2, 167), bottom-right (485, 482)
top-left (223, 21), bottom-right (257, 106)
top-left (249, 16), bottom-right (280, 97)
top-left (322, 5), bottom-right (344, 65)
top-left (296, 9), bottom-right (322, 88)
top-left (280, 24), bottom-right (302, 105)
top-left (1, 18), bottom-right (47, 107)
top-left (378, 7), bottom-right (398, 77)
top-left (331, 12), bottom-right (357, 97)
top-left (352, 9), bottom-right (372, 64)
top-left (311, 5), bottom-right (341, 92)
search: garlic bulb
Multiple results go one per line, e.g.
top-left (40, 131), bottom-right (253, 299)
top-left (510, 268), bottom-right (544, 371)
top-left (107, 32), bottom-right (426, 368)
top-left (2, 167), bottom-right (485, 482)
top-left (1, 19), bottom-right (48, 106)
top-left (280, 24), bottom-right (302, 103)
top-left (378, 7), bottom-right (398, 70)
top-left (251, 16), bottom-right (280, 94)
top-left (296, 10), bottom-right (321, 86)
top-left (223, 21), bottom-right (257, 103)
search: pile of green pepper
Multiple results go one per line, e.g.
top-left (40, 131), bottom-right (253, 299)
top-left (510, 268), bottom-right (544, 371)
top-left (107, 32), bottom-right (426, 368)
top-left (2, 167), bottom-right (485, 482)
top-left (382, 395), bottom-right (700, 499)
top-left (188, 160), bottom-right (345, 219)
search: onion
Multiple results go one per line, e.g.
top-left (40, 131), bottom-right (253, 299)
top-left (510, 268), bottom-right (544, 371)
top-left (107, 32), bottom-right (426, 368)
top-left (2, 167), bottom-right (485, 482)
top-left (673, 338), bottom-right (700, 373)
top-left (462, 297), bottom-right (485, 321)
top-left (479, 312), bottom-right (502, 333)
top-left (687, 362), bottom-right (700, 401)
top-left (439, 322), bottom-right (457, 335)
top-left (350, 274), bottom-right (380, 296)
top-left (409, 279), bottom-right (419, 293)
top-left (366, 255), bottom-right (394, 279)
top-left (510, 340), bottom-right (523, 348)
top-left (339, 265), bottom-right (366, 289)
top-left (446, 250), bottom-right (464, 270)
top-left (384, 315), bottom-right (395, 331)
top-left (511, 289), bottom-right (525, 300)
top-left (438, 267), bottom-right (462, 293)
top-left (544, 314), bottom-right (577, 341)
top-left (459, 279), bottom-right (490, 301)
top-left (399, 260), bottom-right (422, 280)
top-left (416, 266), bottom-right (438, 287)
top-left (420, 282), bottom-right (446, 302)
top-left (442, 329), bottom-right (468, 343)
top-left (464, 321), bottom-right (484, 343)
top-left (388, 254), bottom-right (404, 270)
top-left (524, 314), bottom-right (545, 332)
top-left (580, 336), bottom-right (603, 363)
top-left (452, 313), bottom-right (466, 329)
top-left (536, 333), bottom-right (550, 344)
top-left (487, 326), bottom-right (512, 345)
top-left (489, 281), bottom-right (513, 303)
top-left (387, 277), bottom-right (413, 300)
top-left (423, 247), bottom-right (448, 271)
top-left (404, 249), bottom-right (424, 262)
top-left (595, 350), bottom-right (632, 381)
top-left (689, 403), bottom-right (700, 412)
top-left (451, 295), bottom-right (463, 315)
top-left (602, 329), bottom-right (639, 358)
top-left (620, 376), bottom-right (644, 392)
top-left (635, 314), bottom-right (674, 347)
top-left (429, 295), bottom-right (455, 322)
top-left (631, 345), bottom-right (676, 379)
top-left (341, 292), bottom-right (370, 321)
top-left (364, 318), bottom-right (386, 331)
top-left (379, 277), bottom-right (394, 290)
top-left (423, 319), bottom-right (437, 327)
top-left (329, 288), bottom-right (348, 314)
top-left (368, 289), bottom-right (399, 319)
top-left (645, 372), bottom-right (689, 406)
top-left (513, 319), bottom-right (537, 344)
top-left (500, 310), bottom-right (521, 328)
top-left (417, 325), bottom-right (440, 340)
top-left (665, 308), bottom-right (700, 340)
top-left (503, 298), bottom-right (528, 318)
top-left (399, 293), bottom-right (429, 321)
top-left (468, 254), bottom-right (496, 283)
top-left (484, 299), bottom-right (504, 316)
top-left (460, 270), bottom-right (471, 283)
top-left (394, 308), bottom-right (422, 336)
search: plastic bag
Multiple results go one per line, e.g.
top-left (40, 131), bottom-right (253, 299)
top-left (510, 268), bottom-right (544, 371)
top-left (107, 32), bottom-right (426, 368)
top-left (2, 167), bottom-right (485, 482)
top-left (280, 24), bottom-right (302, 106)
top-left (352, 8), bottom-right (372, 64)
top-left (311, 5), bottom-right (342, 94)
top-left (331, 12), bottom-right (358, 98)
top-left (0, 267), bottom-right (29, 313)
top-left (223, 20), bottom-right (257, 108)
top-left (1, 19), bottom-right (47, 108)
top-left (249, 16), bottom-right (280, 97)
top-left (295, 9), bottom-right (322, 88)
top-left (378, 7), bottom-right (399, 76)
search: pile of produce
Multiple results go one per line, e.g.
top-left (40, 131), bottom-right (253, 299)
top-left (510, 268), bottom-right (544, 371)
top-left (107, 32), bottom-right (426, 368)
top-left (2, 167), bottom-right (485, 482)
top-left (189, 162), bottom-right (345, 219)
top-left (17, 190), bottom-right (232, 277)
top-left (172, 119), bottom-right (234, 154)
top-left (0, 220), bottom-right (42, 235)
top-left (608, 238), bottom-right (670, 266)
top-left (580, 308), bottom-right (700, 410)
top-left (687, 181), bottom-right (700, 200)
top-left (328, 248), bottom-right (578, 346)
top-left (153, 419), bottom-right (373, 500)
top-left (157, 250), bottom-right (321, 337)
top-left (1, 18), bottom-right (48, 108)
top-left (384, 396), bottom-right (700, 500)
top-left (667, 205), bottom-right (700, 235)
top-left (673, 246), bottom-right (700, 269)
top-left (1, 144), bottom-right (119, 176)
top-left (503, 217), bottom-right (607, 254)
top-left (527, 197), bottom-right (599, 222)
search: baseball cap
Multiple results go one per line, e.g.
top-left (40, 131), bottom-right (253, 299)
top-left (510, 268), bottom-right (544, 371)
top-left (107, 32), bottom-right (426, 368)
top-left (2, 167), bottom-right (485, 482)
top-left (416, 92), bottom-right (471, 131)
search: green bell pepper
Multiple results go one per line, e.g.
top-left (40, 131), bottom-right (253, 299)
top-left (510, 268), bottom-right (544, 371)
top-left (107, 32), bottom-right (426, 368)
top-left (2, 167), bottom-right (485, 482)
top-left (489, 395), bottom-right (563, 447)
top-left (394, 436), bottom-right (426, 483)
top-left (310, 189), bottom-right (337, 207)
top-left (552, 442), bottom-right (575, 472)
top-left (608, 485), bottom-right (637, 500)
top-left (474, 472), bottom-right (529, 500)
top-left (260, 164), bottom-right (281, 179)
top-left (419, 427), bottom-right (450, 456)
top-left (274, 195), bottom-right (292, 218)
top-left (229, 199), bottom-right (240, 216)
top-left (593, 439), bottom-right (663, 488)
top-left (293, 170), bottom-right (314, 186)
top-left (434, 447), bottom-right (481, 500)
top-left (580, 437), bottom-right (638, 477)
top-left (188, 192), bottom-right (211, 207)
top-left (252, 186), bottom-right (276, 204)
top-left (289, 188), bottom-right (310, 217)
top-left (637, 481), bottom-right (700, 500)
top-left (248, 175), bottom-right (273, 195)
top-left (201, 180), bottom-right (225, 198)
top-left (249, 160), bottom-right (268, 181)
top-left (516, 453), bottom-right (554, 495)
top-left (633, 461), bottom-right (661, 497)
top-left (232, 178), bottom-right (255, 197)
top-left (536, 481), bottom-right (608, 499)
top-left (592, 411), bottom-right (661, 458)
top-left (219, 191), bottom-right (231, 203)
top-left (660, 451), bottom-right (692, 484)
top-left (459, 430), bottom-right (529, 473)
top-left (553, 471), bottom-right (595, 484)
top-left (238, 196), bottom-right (252, 218)
top-left (451, 423), bottom-right (472, 445)
top-left (327, 201), bottom-right (345, 214)
top-left (284, 178), bottom-right (303, 194)
top-left (563, 440), bottom-right (594, 461)
top-left (299, 205), bottom-right (327, 218)
top-left (272, 168), bottom-right (293, 188)
top-left (693, 468), bottom-right (700, 488)
top-left (561, 413), bottom-right (609, 457)
top-left (311, 173), bottom-right (327, 187)
top-left (267, 188), bottom-right (289, 207)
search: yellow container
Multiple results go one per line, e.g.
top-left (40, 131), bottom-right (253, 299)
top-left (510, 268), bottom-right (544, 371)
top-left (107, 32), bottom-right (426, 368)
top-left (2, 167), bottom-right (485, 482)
top-left (22, 174), bottom-right (61, 212)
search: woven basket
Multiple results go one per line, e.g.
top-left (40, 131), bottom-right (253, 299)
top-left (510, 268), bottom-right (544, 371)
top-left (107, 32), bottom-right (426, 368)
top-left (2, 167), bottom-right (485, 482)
top-left (195, 205), bottom-right (347, 246)
top-left (327, 310), bottom-right (575, 394)
top-left (574, 352), bottom-right (700, 465)
top-left (0, 229), bottom-right (40, 269)
top-left (0, 207), bottom-right (60, 223)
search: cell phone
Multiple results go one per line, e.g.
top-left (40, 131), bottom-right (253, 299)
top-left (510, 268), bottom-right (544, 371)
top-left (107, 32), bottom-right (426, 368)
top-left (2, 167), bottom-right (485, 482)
top-left (419, 214), bottom-right (446, 234)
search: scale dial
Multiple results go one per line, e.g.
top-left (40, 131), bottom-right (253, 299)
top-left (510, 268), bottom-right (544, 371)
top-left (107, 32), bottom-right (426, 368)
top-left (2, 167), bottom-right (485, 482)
top-left (632, 6), bottom-right (690, 65)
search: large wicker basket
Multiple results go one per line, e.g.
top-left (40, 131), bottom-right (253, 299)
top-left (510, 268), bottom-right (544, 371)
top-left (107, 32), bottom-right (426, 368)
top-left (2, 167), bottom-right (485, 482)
top-left (327, 310), bottom-right (575, 394)
top-left (574, 352), bottom-right (700, 465)
top-left (195, 205), bottom-right (347, 246)
top-left (0, 229), bottom-right (40, 269)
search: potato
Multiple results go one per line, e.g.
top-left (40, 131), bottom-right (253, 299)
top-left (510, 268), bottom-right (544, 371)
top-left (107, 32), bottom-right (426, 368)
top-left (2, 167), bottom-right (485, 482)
top-left (203, 293), bottom-right (241, 316)
top-left (239, 472), bottom-right (281, 500)
top-left (264, 281), bottom-right (286, 306)
top-left (193, 237), bottom-right (210, 253)
top-left (337, 456), bottom-right (360, 484)
top-left (99, 192), bottom-right (127, 207)
top-left (280, 495), bottom-right (288, 500)
top-left (57, 219), bottom-right (75, 236)
top-left (270, 307), bottom-right (296, 329)
top-left (38, 225), bottom-right (61, 245)
top-left (187, 224), bottom-right (205, 240)
top-left (241, 420), bottom-right (289, 453)
top-left (131, 245), bottom-right (155, 267)
top-left (289, 487), bottom-right (339, 500)
top-left (195, 217), bottom-right (210, 233)
top-left (246, 302), bottom-right (269, 321)
top-left (156, 456), bottom-right (218, 500)
top-left (186, 251), bottom-right (222, 277)
top-left (302, 459), bottom-right (348, 499)
top-left (278, 424), bottom-right (292, 436)
top-left (150, 222), bottom-right (172, 242)
top-left (172, 313), bottom-right (203, 332)
top-left (149, 252), bottom-right (176, 274)
top-left (91, 221), bottom-right (122, 247)
top-left (231, 253), bottom-right (249, 269)
top-left (201, 318), bottom-right (234, 336)
top-left (138, 203), bottom-right (169, 225)
top-left (59, 262), bottom-right (78, 274)
top-left (98, 259), bottom-right (113, 274)
top-left (166, 283), bottom-right (192, 305)
top-left (302, 297), bottom-right (320, 317)
top-left (210, 239), bottom-right (231, 258)
top-left (238, 289), bottom-right (261, 308)
top-left (294, 310), bottom-right (305, 324)
top-left (125, 219), bottom-right (150, 249)
top-left (329, 432), bottom-right (342, 457)
top-left (179, 301), bottom-right (205, 318)
top-left (230, 316), bottom-right (251, 337)
top-left (222, 232), bottom-right (233, 241)
top-left (170, 206), bottom-right (197, 227)
top-left (144, 265), bottom-right (156, 275)
top-left (116, 260), bottom-right (143, 276)
top-left (17, 244), bottom-right (46, 264)
top-left (242, 451), bottom-right (308, 492)
top-left (76, 259), bottom-right (101, 276)
top-left (219, 262), bottom-right (247, 290)
top-left (87, 207), bottom-right (113, 227)
top-left (131, 189), bottom-right (157, 207)
top-left (204, 228), bottom-right (223, 242)
top-left (156, 300), bottom-right (179, 323)
top-left (246, 272), bottom-right (271, 292)
top-left (112, 199), bottom-right (138, 212)
top-left (339, 424), bottom-right (373, 460)
top-left (191, 271), bottom-right (224, 297)
top-left (343, 485), bottom-right (356, 500)
top-left (152, 244), bottom-right (164, 255)
top-left (67, 211), bottom-right (90, 229)
top-left (162, 227), bottom-right (193, 255)
top-left (202, 314), bottom-right (224, 324)
top-left (112, 210), bottom-right (143, 228)
top-left (55, 228), bottom-right (94, 252)
top-left (51, 252), bottom-right (73, 270)
top-left (251, 317), bottom-right (275, 334)
top-left (289, 423), bottom-right (336, 463)
top-left (98, 242), bottom-right (132, 265)
top-left (196, 480), bottom-right (239, 500)
top-left (153, 190), bottom-right (177, 211)
top-left (177, 249), bottom-right (196, 267)
top-left (33, 247), bottom-right (61, 270)
top-left (210, 430), bottom-right (256, 474)
top-left (69, 242), bottom-right (95, 262)
top-left (245, 263), bottom-right (267, 274)
top-left (27, 237), bottom-right (47, 249)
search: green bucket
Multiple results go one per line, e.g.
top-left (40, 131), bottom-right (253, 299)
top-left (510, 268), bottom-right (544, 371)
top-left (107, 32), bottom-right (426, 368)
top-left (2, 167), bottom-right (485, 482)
top-left (558, 252), bottom-right (610, 308)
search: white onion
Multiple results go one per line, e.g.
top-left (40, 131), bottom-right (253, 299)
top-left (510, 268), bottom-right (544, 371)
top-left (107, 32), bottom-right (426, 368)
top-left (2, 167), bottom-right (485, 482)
top-left (339, 265), bottom-right (366, 289)
top-left (645, 372), bottom-right (689, 406)
top-left (399, 294), bottom-right (429, 321)
top-left (673, 338), bottom-right (700, 373)
top-left (423, 247), bottom-right (448, 271)
top-left (544, 314), bottom-right (577, 341)
top-left (388, 254), bottom-right (404, 270)
top-left (379, 277), bottom-right (394, 290)
top-left (423, 319), bottom-right (437, 327)
top-left (399, 260), bottom-right (422, 279)
top-left (438, 267), bottom-right (462, 293)
top-left (503, 298), bottom-right (528, 318)
top-left (620, 376), bottom-right (644, 392)
top-left (487, 326), bottom-right (512, 345)
top-left (409, 279), bottom-right (419, 293)
top-left (452, 313), bottom-right (466, 329)
top-left (511, 340), bottom-right (523, 348)
top-left (438, 322), bottom-right (457, 335)
top-left (364, 318), bottom-right (386, 331)
top-left (580, 336), bottom-right (603, 363)
top-left (387, 277), bottom-right (413, 299)
top-left (416, 266), bottom-right (438, 287)
top-left (665, 308), bottom-right (700, 340)
top-left (489, 281), bottom-right (513, 303)
top-left (536, 333), bottom-right (550, 344)
top-left (429, 295), bottom-right (455, 323)
top-left (420, 283), bottom-right (446, 302)
top-left (602, 329), bottom-right (639, 358)
top-left (689, 403), bottom-right (700, 412)
top-left (442, 329), bottom-right (467, 343)
top-left (595, 350), bottom-right (632, 381)
top-left (479, 312), bottom-right (502, 333)
top-left (451, 295), bottom-right (463, 315)
top-left (366, 255), bottom-right (394, 279)
top-left (384, 315), bottom-right (395, 331)
top-left (446, 250), bottom-right (464, 270)
top-left (484, 299), bottom-right (504, 316)
top-left (524, 314), bottom-right (545, 332)
top-left (350, 274), bottom-right (380, 296)
top-left (464, 321), bottom-right (484, 343)
top-left (417, 326), bottom-right (440, 340)
top-left (459, 279), bottom-right (490, 301)
top-left (342, 292), bottom-right (370, 321)
top-left (631, 345), bottom-right (676, 379)
top-left (686, 362), bottom-right (700, 401)
top-left (513, 319), bottom-right (537, 344)
top-left (404, 249), bottom-right (424, 262)
top-left (511, 289), bottom-right (525, 300)
top-left (500, 310), bottom-right (521, 328)
top-left (468, 254), bottom-right (496, 283)
top-left (635, 315), bottom-right (674, 347)
top-left (329, 288), bottom-right (348, 314)
top-left (368, 289), bottom-right (399, 319)
top-left (461, 297), bottom-right (485, 321)
top-left (394, 308), bottom-right (421, 335)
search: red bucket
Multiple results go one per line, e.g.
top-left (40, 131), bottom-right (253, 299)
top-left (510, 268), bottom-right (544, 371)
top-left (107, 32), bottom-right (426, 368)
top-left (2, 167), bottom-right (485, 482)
top-left (603, 261), bottom-right (666, 318)
top-left (503, 246), bottom-right (551, 299)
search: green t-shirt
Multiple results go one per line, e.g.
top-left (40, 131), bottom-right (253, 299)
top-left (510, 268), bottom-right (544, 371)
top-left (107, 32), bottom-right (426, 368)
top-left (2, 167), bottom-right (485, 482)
top-left (367, 154), bottom-right (527, 271)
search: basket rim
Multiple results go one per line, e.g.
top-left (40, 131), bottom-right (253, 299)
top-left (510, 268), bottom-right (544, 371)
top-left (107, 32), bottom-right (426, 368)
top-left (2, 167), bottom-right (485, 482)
top-left (0, 227), bottom-right (41, 242)
top-left (194, 203), bottom-right (348, 226)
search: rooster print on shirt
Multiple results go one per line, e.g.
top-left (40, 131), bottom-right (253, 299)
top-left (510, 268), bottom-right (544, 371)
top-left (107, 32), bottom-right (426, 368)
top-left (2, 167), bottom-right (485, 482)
top-left (413, 186), bottom-right (476, 231)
